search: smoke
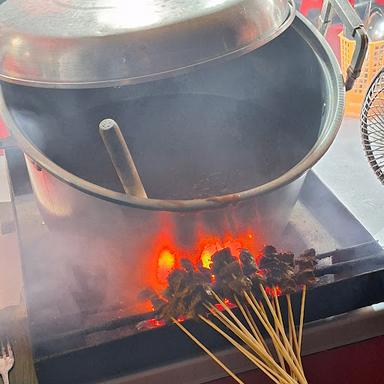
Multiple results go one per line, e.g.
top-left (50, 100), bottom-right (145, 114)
top-left (3, 23), bottom-right (324, 200)
top-left (1, 21), bottom-right (331, 358)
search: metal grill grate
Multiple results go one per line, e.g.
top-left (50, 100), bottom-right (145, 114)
top-left (361, 68), bottom-right (384, 184)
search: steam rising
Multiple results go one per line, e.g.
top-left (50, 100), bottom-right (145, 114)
top-left (2, 24), bottom-right (328, 358)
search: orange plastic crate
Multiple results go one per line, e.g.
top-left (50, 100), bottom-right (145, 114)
top-left (340, 33), bottom-right (384, 117)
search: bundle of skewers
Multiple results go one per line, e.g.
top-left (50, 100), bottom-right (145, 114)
top-left (141, 245), bottom-right (317, 384)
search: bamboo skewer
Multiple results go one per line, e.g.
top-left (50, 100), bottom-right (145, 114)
top-left (201, 315), bottom-right (293, 384)
top-left (208, 304), bottom-right (300, 384)
top-left (172, 318), bottom-right (246, 384)
top-left (205, 304), bottom-right (268, 363)
top-left (165, 250), bottom-right (311, 384)
top-left (244, 292), bottom-right (307, 384)
top-left (273, 290), bottom-right (293, 364)
top-left (174, 285), bottom-right (309, 384)
top-left (272, 300), bottom-right (286, 370)
top-left (288, 322), bottom-right (294, 380)
top-left (234, 297), bottom-right (265, 349)
top-left (99, 118), bottom-right (148, 198)
top-left (206, 304), bottom-right (269, 359)
top-left (286, 294), bottom-right (301, 367)
top-left (225, 299), bottom-right (282, 379)
top-left (285, 295), bottom-right (298, 381)
top-left (200, 316), bottom-right (296, 384)
top-left (154, 242), bottom-right (314, 384)
top-left (245, 307), bottom-right (269, 351)
top-left (211, 292), bottom-right (256, 338)
top-left (298, 285), bottom-right (307, 354)
top-left (206, 302), bottom-right (298, 384)
top-left (239, 305), bottom-right (287, 384)
top-left (273, 291), bottom-right (298, 377)
top-left (259, 286), bottom-right (305, 376)
top-left (244, 304), bottom-right (271, 355)
top-left (210, 292), bottom-right (285, 366)
top-left (201, 315), bottom-right (284, 383)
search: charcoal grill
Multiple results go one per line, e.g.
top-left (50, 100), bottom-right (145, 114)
top-left (0, 0), bottom-right (370, 318)
top-left (0, 0), bottom-right (381, 383)
top-left (4, 149), bottom-right (384, 384)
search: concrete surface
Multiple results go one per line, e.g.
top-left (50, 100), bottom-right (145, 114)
top-left (315, 117), bottom-right (384, 244)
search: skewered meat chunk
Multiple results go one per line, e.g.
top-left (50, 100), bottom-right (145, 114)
top-left (140, 244), bottom-right (317, 322)
top-left (295, 248), bottom-right (317, 286)
top-left (260, 246), bottom-right (297, 294)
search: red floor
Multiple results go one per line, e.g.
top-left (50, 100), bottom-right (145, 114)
top-left (210, 336), bottom-right (384, 384)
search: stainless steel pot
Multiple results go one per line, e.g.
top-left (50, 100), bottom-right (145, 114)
top-left (0, 0), bottom-right (295, 87)
top-left (0, 4), bottom-right (368, 314)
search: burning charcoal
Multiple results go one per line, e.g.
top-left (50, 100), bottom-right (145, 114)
top-left (138, 288), bottom-right (167, 314)
top-left (295, 248), bottom-right (317, 286)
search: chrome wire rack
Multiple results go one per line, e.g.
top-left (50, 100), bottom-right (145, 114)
top-left (361, 68), bottom-right (384, 184)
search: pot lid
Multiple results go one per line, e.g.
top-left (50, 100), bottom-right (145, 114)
top-left (0, 0), bottom-right (295, 88)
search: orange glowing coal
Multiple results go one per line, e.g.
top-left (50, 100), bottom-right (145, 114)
top-left (157, 248), bottom-right (176, 283)
top-left (265, 286), bottom-right (282, 297)
top-left (199, 233), bottom-right (255, 269)
top-left (155, 230), bottom-right (263, 284)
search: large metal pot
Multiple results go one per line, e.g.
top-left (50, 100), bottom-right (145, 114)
top-left (0, 3), bottom-right (367, 314)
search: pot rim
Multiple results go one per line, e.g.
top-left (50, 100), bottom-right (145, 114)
top-left (0, 13), bottom-right (345, 212)
top-left (0, 0), bottom-right (295, 88)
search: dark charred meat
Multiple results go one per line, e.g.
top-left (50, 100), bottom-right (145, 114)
top-left (181, 258), bottom-right (195, 275)
top-left (141, 245), bottom-right (317, 322)
top-left (211, 248), bottom-right (252, 298)
top-left (295, 248), bottom-right (317, 286)
top-left (260, 246), bottom-right (296, 294)
top-left (239, 248), bottom-right (265, 298)
top-left (240, 249), bottom-right (259, 276)
top-left (159, 263), bottom-right (212, 321)
top-left (197, 262), bottom-right (213, 283)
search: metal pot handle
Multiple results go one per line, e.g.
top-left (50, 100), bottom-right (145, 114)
top-left (318, 0), bottom-right (369, 91)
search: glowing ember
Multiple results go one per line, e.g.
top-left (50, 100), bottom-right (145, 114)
top-left (201, 242), bottom-right (221, 269)
top-left (157, 248), bottom-right (176, 283)
top-left (201, 247), bottom-right (214, 269)
top-left (198, 232), bottom-right (259, 269)
top-left (265, 286), bottom-right (282, 297)
top-left (155, 231), bottom-right (263, 285)
top-left (147, 318), bottom-right (164, 328)
top-left (215, 298), bottom-right (236, 312)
